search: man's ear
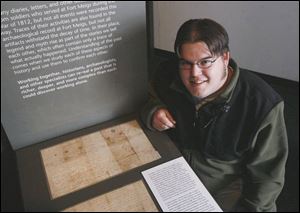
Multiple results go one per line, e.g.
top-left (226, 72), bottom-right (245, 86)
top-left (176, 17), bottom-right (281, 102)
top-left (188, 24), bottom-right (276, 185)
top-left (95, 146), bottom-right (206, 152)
top-left (223, 51), bottom-right (230, 66)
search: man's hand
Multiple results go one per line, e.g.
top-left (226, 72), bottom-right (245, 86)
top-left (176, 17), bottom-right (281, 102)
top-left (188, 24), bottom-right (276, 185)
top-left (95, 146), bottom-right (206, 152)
top-left (152, 108), bottom-right (176, 131)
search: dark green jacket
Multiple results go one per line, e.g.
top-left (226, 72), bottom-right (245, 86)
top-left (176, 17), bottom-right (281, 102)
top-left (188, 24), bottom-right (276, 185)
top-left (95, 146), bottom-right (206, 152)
top-left (142, 58), bottom-right (288, 211)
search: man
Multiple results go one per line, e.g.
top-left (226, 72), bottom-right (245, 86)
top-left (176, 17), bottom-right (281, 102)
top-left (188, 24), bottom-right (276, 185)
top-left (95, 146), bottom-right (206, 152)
top-left (141, 19), bottom-right (288, 211)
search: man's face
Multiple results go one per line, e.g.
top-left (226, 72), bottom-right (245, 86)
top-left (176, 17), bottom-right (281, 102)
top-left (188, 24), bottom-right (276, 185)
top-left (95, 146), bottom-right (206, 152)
top-left (179, 42), bottom-right (230, 98)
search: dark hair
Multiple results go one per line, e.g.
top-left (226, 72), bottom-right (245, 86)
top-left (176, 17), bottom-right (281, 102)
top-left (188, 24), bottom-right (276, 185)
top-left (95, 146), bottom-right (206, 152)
top-left (174, 19), bottom-right (229, 57)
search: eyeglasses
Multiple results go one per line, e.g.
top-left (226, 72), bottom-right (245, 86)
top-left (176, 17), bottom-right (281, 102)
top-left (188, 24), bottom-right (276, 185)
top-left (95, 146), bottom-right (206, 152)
top-left (179, 57), bottom-right (219, 70)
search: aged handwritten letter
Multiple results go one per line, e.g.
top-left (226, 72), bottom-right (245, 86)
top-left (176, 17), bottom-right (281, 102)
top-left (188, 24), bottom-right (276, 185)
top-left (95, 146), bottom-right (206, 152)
top-left (41, 120), bottom-right (160, 199)
top-left (63, 181), bottom-right (158, 212)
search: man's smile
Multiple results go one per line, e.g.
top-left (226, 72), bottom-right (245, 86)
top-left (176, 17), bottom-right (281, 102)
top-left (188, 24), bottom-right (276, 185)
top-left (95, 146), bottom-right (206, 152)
top-left (189, 78), bottom-right (208, 86)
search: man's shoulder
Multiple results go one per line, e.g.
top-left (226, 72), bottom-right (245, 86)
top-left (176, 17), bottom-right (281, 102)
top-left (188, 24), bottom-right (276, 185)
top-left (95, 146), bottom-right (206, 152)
top-left (152, 58), bottom-right (179, 85)
top-left (155, 58), bottom-right (179, 75)
top-left (238, 68), bottom-right (282, 103)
